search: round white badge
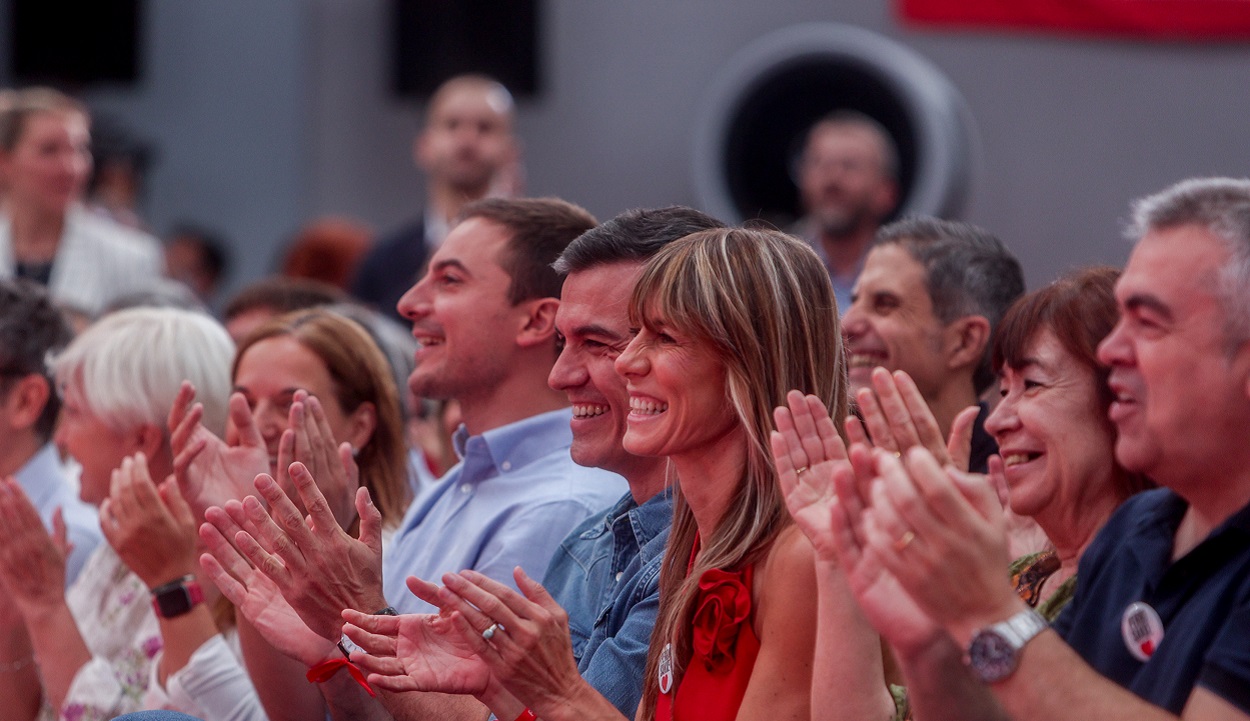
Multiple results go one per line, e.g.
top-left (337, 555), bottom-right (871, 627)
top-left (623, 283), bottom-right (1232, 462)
top-left (1120, 601), bottom-right (1165, 662)
top-left (658, 643), bottom-right (674, 694)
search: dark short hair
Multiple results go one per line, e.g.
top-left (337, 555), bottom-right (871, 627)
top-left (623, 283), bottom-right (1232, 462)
top-left (553, 206), bottom-right (726, 274)
top-left (992, 266), bottom-right (1153, 501)
top-left (876, 216), bottom-right (1025, 394)
top-left (223, 277), bottom-right (349, 323)
top-left (167, 223), bottom-right (231, 282)
top-left (460, 197), bottom-right (597, 304)
top-left (0, 279), bottom-right (75, 441)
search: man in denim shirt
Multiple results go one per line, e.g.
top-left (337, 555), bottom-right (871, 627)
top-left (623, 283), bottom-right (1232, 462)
top-left (530, 206), bottom-right (725, 717)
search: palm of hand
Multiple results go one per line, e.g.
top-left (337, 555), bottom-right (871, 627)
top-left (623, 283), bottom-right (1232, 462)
top-left (238, 566), bottom-right (334, 665)
top-left (783, 462), bottom-right (842, 560)
top-left (847, 550), bottom-right (940, 654)
top-left (187, 431), bottom-right (268, 514)
top-left (395, 616), bottom-right (492, 694)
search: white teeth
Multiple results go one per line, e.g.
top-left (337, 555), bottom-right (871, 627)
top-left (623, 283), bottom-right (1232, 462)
top-left (1002, 453), bottom-right (1031, 467)
top-left (848, 353), bottom-right (883, 368)
top-left (573, 404), bottom-right (609, 419)
top-left (629, 398), bottom-right (669, 414)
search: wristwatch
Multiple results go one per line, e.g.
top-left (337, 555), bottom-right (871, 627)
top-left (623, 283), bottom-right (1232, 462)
top-left (150, 575), bottom-right (205, 619)
top-left (965, 608), bottom-right (1048, 683)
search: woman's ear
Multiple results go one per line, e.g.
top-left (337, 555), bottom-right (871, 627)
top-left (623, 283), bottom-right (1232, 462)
top-left (346, 401), bottom-right (378, 454)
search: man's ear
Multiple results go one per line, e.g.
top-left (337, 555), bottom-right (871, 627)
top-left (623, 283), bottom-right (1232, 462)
top-left (944, 315), bottom-right (992, 371)
top-left (3, 374), bottom-right (52, 432)
top-left (515, 298), bottom-right (560, 349)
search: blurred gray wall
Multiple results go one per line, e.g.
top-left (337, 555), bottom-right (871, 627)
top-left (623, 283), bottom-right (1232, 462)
top-left (3, 0), bottom-right (1249, 296)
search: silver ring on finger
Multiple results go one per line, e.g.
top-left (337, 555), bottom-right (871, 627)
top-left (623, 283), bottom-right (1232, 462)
top-left (482, 622), bottom-right (504, 641)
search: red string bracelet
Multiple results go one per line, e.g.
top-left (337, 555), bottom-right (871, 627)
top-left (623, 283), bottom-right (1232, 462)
top-left (306, 657), bottom-right (376, 697)
top-left (512, 709), bottom-right (537, 721)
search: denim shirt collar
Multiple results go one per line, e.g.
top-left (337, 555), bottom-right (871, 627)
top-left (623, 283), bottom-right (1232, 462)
top-left (581, 486), bottom-right (673, 565)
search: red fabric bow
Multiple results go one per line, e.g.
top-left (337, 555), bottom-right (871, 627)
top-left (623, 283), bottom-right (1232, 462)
top-left (691, 567), bottom-right (752, 672)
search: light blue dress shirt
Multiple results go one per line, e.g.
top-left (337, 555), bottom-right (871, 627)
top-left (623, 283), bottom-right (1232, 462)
top-left (14, 443), bottom-right (103, 586)
top-left (382, 408), bottom-right (627, 613)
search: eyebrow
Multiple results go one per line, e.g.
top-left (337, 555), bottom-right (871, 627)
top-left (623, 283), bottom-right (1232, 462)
top-left (1123, 293), bottom-right (1174, 322)
top-left (572, 323), bottom-right (627, 341)
top-left (430, 259), bottom-right (470, 275)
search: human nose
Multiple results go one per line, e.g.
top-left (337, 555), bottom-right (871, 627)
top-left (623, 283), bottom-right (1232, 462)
top-left (984, 390), bottom-right (1018, 440)
top-left (841, 301), bottom-right (867, 339)
top-left (397, 275), bottom-right (432, 322)
top-left (548, 345), bottom-right (586, 392)
top-left (614, 335), bottom-right (647, 379)
top-left (253, 401), bottom-right (285, 441)
top-left (1096, 318), bottom-right (1129, 368)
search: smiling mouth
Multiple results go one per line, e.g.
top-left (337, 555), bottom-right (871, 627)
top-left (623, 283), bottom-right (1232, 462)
top-left (1002, 452), bottom-right (1042, 468)
top-left (848, 352), bottom-right (885, 369)
top-left (573, 404), bottom-right (609, 419)
top-left (629, 398), bottom-right (668, 415)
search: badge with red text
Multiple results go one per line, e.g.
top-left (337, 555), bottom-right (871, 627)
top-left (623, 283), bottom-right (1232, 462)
top-left (658, 643), bottom-right (674, 694)
top-left (1121, 602), bottom-right (1164, 662)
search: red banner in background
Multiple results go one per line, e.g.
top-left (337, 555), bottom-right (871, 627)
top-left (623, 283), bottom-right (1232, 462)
top-left (899, 0), bottom-right (1250, 40)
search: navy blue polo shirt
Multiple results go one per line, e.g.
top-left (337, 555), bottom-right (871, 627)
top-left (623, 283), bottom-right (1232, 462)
top-left (1052, 488), bottom-right (1250, 714)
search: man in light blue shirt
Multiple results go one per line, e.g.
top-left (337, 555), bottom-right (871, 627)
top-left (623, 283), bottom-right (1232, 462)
top-left (380, 197), bottom-right (626, 611)
top-left (0, 279), bottom-right (102, 587)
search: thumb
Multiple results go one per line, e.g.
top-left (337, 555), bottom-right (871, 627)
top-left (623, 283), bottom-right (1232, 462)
top-left (160, 474), bottom-right (199, 527)
top-left (52, 506), bottom-right (73, 558)
top-left (356, 487), bottom-right (383, 553)
top-left (515, 567), bottom-right (558, 611)
top-left (947, 405), bottom-right (980, 472)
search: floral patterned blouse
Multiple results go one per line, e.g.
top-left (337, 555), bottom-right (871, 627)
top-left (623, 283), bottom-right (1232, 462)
top-left (39, 545), bottom-right (162, 721)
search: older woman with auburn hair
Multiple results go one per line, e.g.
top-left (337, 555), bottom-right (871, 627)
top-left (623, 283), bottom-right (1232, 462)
top-left (986, 266), bottom-right (1152, 617)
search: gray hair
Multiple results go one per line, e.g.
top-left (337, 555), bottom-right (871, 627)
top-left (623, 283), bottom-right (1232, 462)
top-left (553, 206), bottom-right (726, 274)
top-left (1128, 177), bottom-right (1250, 351)
top-left (875, 216), bottom-right (1025, 393)
top-left (53, 307), bottom-right (235, 435)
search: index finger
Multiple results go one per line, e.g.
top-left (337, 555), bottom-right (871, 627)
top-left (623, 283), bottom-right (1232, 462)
top-left (287, 462), bottom-right (340, 535)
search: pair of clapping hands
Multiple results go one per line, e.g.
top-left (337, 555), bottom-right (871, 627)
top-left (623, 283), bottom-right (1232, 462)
top-left (0, 452), bottom-right (198, 624)
top-left (159, 382), bottom-right (385, 666)
top-left (771, 367), bottom-right (1022, 655)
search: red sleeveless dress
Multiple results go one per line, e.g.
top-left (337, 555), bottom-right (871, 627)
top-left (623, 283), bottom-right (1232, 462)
top-left (655, 540), bottom-right (762, 721)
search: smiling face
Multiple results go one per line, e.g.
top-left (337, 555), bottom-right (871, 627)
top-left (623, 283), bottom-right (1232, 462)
top-left (230, 335), bottom-right (365, 475)
top-left (613, 315), bottom-right (740, 464)
top-left (1, 110), bottom-right (92, 217)
top-left (986, 331), bottom-right (1117, 521)
top-left (53, 381), bottom-right (135, 505)
top-left (841, 244), bottom-right (950, 399)
top-left (549, 262), bottom-right (661, 481)
top-left (398, 217), bottom-right (521, 406)
top-left (1096, 224), bottom-right (1250, 488)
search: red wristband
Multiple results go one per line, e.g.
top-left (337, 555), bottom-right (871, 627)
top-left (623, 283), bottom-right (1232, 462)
top-left (512, 709), bottom-right (537, 721)
top-left (306, 657), bottom-right (376, 697)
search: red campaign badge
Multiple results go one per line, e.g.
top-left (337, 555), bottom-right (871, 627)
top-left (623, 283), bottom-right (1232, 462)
top-left (658, 643), bottom-right (674, 694)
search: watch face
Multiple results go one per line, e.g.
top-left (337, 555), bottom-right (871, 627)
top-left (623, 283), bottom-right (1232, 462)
top-left (155, 589), bottom-right (194, 618)
top-left (968, 630), bottom-right (1018, 683)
